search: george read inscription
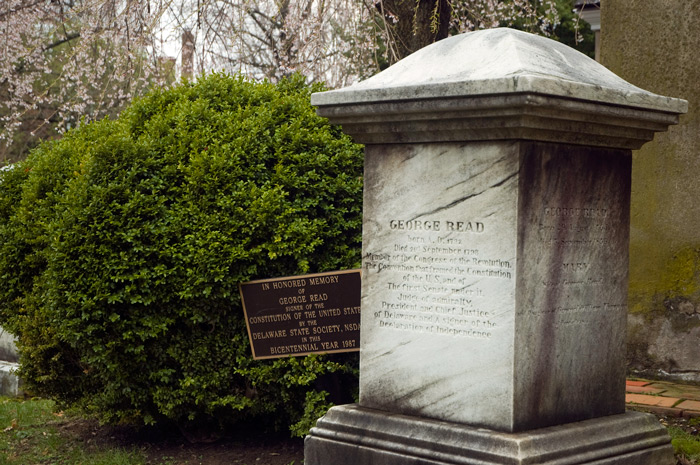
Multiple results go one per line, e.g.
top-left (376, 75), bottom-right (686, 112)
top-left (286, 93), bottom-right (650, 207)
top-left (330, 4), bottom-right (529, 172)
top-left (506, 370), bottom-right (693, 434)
top-left (364, 218), bottom-right (512, 341)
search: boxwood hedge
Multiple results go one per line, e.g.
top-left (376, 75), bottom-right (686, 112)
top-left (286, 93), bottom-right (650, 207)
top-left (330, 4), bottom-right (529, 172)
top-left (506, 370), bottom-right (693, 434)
top-left (0, 74), bottom-right (363, 435)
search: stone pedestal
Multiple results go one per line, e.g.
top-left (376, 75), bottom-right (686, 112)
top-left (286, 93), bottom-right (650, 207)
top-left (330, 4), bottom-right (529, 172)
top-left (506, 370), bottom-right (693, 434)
top-left (306, 406), bottom-right (673, 465)
top-left (306, 28), bottom-right (687, 465)
top-left (357, 140), bottom-right (633, 433)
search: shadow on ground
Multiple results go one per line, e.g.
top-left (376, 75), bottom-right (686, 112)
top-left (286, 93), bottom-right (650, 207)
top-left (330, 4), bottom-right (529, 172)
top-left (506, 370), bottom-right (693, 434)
top-left (58, 418), bottom-right (304, 465)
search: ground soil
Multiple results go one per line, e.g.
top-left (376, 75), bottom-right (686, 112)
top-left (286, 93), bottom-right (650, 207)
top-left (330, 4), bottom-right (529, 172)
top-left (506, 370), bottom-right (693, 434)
top-left (57, 418), bottom-right (304, 465)
top-left (55, 411), bottom-right (698, 465)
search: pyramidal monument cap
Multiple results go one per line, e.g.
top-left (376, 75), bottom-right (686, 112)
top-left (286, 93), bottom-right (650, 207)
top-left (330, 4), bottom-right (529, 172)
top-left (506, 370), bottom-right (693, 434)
top-left (312, 28), bottom-right (687, 149)
top-left (312, 28), bottom-right (687, 113)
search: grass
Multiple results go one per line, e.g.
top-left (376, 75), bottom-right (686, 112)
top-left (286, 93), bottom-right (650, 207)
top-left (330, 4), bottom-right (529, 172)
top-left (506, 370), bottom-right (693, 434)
top-left (0, 397), bottom-right (148, 465)
top-left (0, 397), bottom-right (304, 465)
top-left (669, 420), bottom-right (700, 465)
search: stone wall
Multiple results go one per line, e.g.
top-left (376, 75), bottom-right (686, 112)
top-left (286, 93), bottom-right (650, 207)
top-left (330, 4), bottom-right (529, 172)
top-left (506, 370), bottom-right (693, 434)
top-left (601, 2), bottom-right (700, 382)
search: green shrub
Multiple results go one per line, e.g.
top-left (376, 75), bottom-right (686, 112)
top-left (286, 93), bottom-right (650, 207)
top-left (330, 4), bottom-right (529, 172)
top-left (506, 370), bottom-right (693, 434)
top-left (0, 74), bottom-right (363, 434)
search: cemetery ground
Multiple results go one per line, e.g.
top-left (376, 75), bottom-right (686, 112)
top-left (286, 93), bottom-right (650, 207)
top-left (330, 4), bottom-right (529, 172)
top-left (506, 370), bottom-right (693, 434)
top-left (0, 379), bottom-right (699, 465)
top-left (0, 397), bottom-right (303, 465)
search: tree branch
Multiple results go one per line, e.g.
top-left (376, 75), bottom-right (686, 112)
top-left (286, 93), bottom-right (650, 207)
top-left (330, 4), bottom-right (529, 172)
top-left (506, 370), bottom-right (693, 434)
top-left (44, 32), bottom-right (81, 51)
top-left (0, 0), bottom-right (45, 21)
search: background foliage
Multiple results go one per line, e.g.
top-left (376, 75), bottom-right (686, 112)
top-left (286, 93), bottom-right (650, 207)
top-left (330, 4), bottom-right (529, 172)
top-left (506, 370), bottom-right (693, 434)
top-left (0, 73), bottom-right (363, 435)
top-left (1, 0), bottom-right (594, 164)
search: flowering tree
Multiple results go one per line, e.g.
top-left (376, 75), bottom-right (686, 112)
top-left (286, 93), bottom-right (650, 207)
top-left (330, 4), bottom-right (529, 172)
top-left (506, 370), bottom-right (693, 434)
top-left (174, 0), bottom-right (561, 82)
top-left (0, 0), bottom-right (173, 163)
top-left (1, 0), bottom-right (566, 164)
top-left (180, 0), bottom-right (376, 85)
top-left (369, 0), bottom-right (560, 65)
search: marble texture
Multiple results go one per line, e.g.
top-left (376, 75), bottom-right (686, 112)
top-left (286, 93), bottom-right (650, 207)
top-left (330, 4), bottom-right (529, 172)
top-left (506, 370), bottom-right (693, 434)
top-left (360, 141), bottom-right (518, 429)
top-left (306, 26), bottom-right (682, 465)
top-left (512, 142), bottom-right (630, 429)
top-left (314, 94), bottom-right (681, 149)
top-left (360, 141), bottom-right (630, 432)
top-left (305, 405), bottom-right (674, 465)
top-left (312, 28), bottom-right (687, 113)
top-left (0, 362), bottom-right (21, 397)
top-left (0, 327), bottom-right (18, 363)
top-left (312, 29), bottom-right (687, 150)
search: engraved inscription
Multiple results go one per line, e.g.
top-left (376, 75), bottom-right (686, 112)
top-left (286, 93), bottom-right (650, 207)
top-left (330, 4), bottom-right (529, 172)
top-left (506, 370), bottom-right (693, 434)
top-left (535, 204), bottom-right (623, 324)
top-left (364, 218), bottom-right (512, 341)
top-left (538, 206), bottom-right (611, 248)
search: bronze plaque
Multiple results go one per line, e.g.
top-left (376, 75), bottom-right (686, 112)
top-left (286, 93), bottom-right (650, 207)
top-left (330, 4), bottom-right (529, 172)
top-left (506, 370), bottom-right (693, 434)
top-left (239, 270), bottom-right (361, 359)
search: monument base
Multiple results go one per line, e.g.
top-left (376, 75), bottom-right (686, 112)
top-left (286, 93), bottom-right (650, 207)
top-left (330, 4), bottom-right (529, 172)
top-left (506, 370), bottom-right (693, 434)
top-left (304, 404), bottom-right (674, 465)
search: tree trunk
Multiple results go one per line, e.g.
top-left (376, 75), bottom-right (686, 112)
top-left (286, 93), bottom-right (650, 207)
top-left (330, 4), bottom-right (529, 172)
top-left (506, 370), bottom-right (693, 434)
top-left (381, 0), bottom-right (452, 62)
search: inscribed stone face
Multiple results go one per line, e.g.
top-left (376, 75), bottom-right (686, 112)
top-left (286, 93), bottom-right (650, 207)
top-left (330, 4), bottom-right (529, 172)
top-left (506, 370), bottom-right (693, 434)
top-left (359, 141), bottom-right (518, 428)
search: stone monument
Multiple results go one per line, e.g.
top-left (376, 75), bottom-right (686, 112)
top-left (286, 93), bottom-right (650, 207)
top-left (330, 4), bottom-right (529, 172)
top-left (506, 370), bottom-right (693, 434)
top-left (305, 28), bottom-right (687, 465)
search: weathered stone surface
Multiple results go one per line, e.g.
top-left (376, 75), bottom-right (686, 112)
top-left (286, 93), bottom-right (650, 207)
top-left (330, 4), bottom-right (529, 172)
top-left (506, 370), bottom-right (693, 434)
top-left (0, 361), bottom-right (22, 397)
top-left (601, 0), bottom-right (700, 383)
top-left (0, 327), bottom-right (18, 363)
top-left (312, 29), bottom-right (686, 149)
top-left (0, 327), bottom-right (21, 397)
top-left (307, 26), bottom-right (683, 465)
top-left (312, 28), bottom-right (684, 112)
top-left (513, 142), bottom-right (630, 430)
top-left (360, 140), bottom-right (629, 432)
top-left (628, 313), bottom-right (700, 383)
top-left (360, 141), bottom-right (518, 429)
top-left (305, 405), bottom-right (674, 465)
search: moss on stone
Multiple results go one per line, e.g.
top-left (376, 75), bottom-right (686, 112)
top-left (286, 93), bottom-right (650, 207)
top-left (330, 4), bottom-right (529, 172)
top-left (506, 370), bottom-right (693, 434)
top-left (628, 246), bottom-right (700, 317)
